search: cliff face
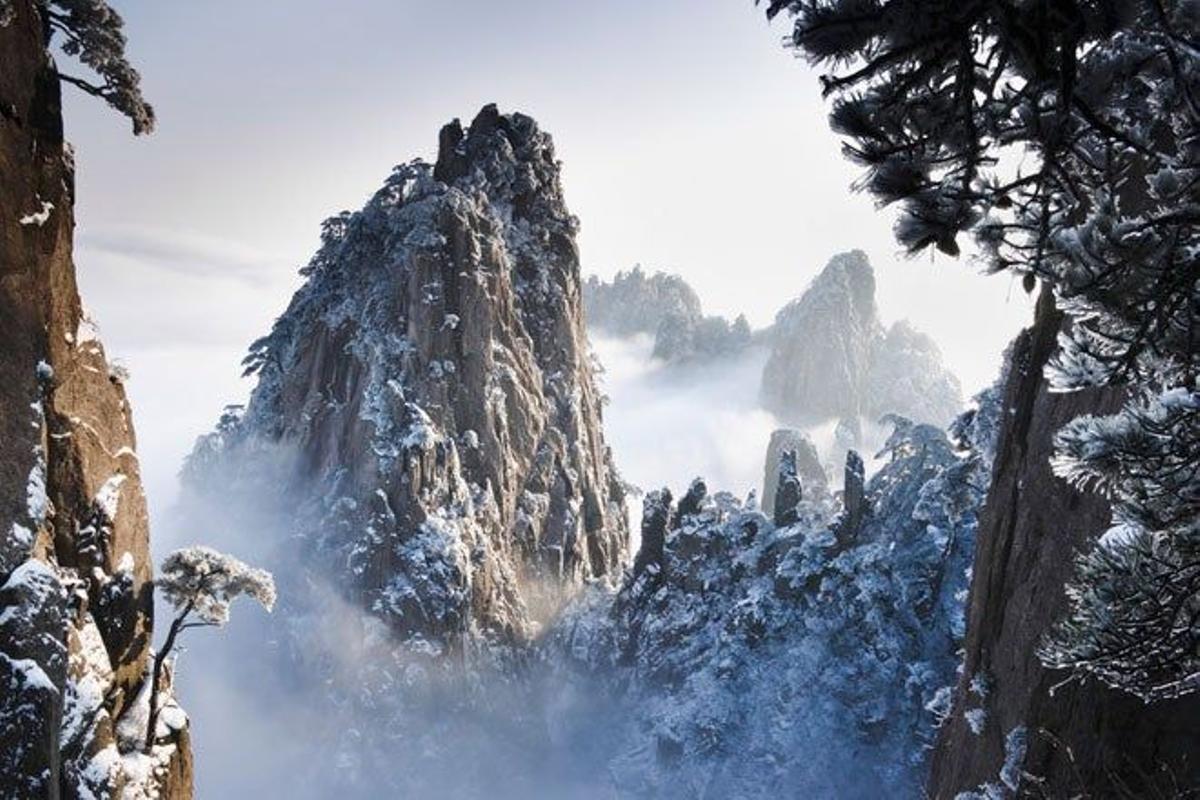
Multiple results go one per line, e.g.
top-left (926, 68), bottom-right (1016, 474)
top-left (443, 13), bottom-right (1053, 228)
top-left (761, 250), bottom-right (962, 427)
top-left (0, 2), bottom-right (191, 797)
top-left (760, 428), bottom-right (827, 513)
top-left (188, 105), bottom-right (629, 648)
top-left (927, 288), bottom-right (1200, 798)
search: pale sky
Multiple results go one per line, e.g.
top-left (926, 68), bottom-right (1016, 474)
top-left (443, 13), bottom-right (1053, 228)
top-left (65, 0), bottom-right (1035, 521)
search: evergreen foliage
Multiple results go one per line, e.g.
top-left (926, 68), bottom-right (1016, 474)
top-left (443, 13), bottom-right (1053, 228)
top-left (762, 0), bottom-right (1200, 701)
top-left (40, 0), bottom-right (154, 134)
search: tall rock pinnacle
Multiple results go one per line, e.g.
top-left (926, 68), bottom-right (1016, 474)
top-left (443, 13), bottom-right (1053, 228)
top-left (186, 105), bottom-right (630, 647)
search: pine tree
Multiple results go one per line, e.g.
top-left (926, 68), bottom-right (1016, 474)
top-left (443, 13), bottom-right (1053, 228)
top-left (761, 0), bottom-right (1199, 700)
top-left (147, 547), bottom-right (275, 751)
top-left (34, 0), bottom-right (155, 134)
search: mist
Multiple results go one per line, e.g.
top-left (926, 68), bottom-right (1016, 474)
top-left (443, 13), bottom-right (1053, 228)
top-left (591, 335), bottom-right (778, 500)
top-left (159, 439), bottom-right (628, 799)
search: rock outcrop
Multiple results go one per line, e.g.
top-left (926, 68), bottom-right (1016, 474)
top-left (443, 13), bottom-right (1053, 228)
top-left (0, 2), bottom-right (191, 796)
top-left (186, 105), bottom-right (630, 648)
top-left (927, 288), bottom-right (1200, 797)
top-left (761, 250), bottom-right (963, 426)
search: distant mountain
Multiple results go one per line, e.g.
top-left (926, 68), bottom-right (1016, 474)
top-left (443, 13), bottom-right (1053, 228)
top-left (762, 250), bottom-right (963, 427)
top-left (584, 268), bottom-right (754, 363)
top-left (585, 251), bottom-right (964, 428)
top-left (584, 267), bottom-right (703, 338)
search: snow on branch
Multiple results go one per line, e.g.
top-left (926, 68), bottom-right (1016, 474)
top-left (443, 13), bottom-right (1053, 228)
top-left (157, 545), bottom-right (276, 625)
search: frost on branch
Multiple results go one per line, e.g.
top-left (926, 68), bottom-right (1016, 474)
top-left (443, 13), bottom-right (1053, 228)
top-left (1040, 388), bottom-right (1200, 701)
top-left (42, 0), bottom-right (155, 134)
top-left (157, 545), bottom-right (276, 625)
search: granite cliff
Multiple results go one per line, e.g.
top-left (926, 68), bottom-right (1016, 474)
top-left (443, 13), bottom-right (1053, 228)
top-left (0, 2), bottom-right (191, 796)
top-left (761, 250), bottom-right (963, 428)
top-left (185, 104), bottom-right (630, 652)
top-left (927, 290), bottom-right (1200, 798)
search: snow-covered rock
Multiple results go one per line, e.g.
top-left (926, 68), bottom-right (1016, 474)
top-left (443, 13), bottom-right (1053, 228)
top-left (184, 104), bottom-right (630, 649)
top-left (760, 428), bottom-right (828, 513)
top-left (544, 389), bottom-right (1001, 798)
top-left (584, 266), bottom-right (704, 339)
top-left (0, 5), bottom-right (191, 795)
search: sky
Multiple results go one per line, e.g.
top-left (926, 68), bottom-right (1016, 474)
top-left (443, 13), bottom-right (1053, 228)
top-left (65, 0), bottom-right (1036, 527)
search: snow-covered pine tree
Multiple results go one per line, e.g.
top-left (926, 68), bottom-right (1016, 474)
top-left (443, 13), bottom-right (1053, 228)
top-left (31, 0), bottom-right (155, 133)
top-left (760, 0), bottom-right (1199, 700)
top-left (147, 547), bottom-right (275, 751)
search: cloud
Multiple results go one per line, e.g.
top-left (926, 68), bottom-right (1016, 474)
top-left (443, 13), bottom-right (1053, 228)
top-left (74, 224), bottom-right (298, 349)
top-left (79, 225), bottom-right (294, 284)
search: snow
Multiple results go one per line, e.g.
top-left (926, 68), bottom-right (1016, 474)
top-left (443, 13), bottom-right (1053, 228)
top-left (62, 618), bottom-right (115, 750)
top-left (26, 458), bottom-right (48, 525)
top-left (10, 523), bottom-right (33, 548)
top-left (965, 707), bottom-right (987, 735)
top-left (1098, 523), bottom-right (1139, 549)
top-left (115, 665), bottom-right (152, 750)
top-left (79, 744), bottom-right (120, 800)
top-left (19, 200), bottom-right (54, 227)
top-left (157, 703), bottom-right (188, 732)
top-left (2, 557), bottom-right (58, 594)
top-left (1, 652), bottom-right (57, 694)
top-left (157, 546), bottom-right (276, 625)
top-left (1159, 386), bottom-right (1199, 410)
top-left (400, 405), bottom-right (439, 452)
top-left (954, 784), bottom-right (1005, 800)
top-left (94, 474), bottom-right (127, 520)
top-left (999, 726), bottom-right (1028, 791)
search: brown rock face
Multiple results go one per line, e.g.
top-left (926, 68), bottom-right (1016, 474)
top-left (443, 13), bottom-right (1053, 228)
top-left (926, 288), bottom-right (1200, 797)
top-left (188, 105), bottom-right (629, 647)
top-left (0, 3), bottom-right (191, 797)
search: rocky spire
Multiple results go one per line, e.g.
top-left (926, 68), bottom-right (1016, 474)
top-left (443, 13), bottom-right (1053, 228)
top-left (633, 489), bottom-right (673, 580)
top-left (673, 478), bottom-right (708, 530)
top-left (773, 451), bottom-right (803, 528)
top-left (838, 450), bottom-right (866, 548)
top-left (762, 428), bottom-right (826, 514)
top-left (184, 105), bottom-right (630, 648)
